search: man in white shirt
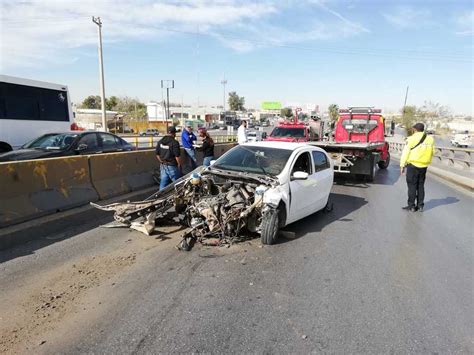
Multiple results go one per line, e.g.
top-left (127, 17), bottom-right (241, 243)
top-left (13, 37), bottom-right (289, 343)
top-left (237, 120), bottom-right (248, 144)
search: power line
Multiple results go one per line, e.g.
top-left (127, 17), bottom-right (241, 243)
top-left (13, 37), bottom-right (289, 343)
top-left (2, 18), bottom-right (472, 63)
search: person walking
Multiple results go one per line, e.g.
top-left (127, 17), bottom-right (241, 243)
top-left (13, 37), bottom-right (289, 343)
top-left (196, 128), bottom-right (215, 167)
top-left (237, 120), bottom-right (248, 144)
top-left (156, 126), bottom-right (182, 190)
top-left (400, 122), bottom-right (435, 212)
top-left (181, 125), bottom-right (197, 169)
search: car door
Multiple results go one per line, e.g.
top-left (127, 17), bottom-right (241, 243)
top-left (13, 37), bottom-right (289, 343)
top-left (311, 150), bottom-right (334, 211)
top-left (76, 133), bottom-right (101, 154)
top-left (99, 133), bottom-right (121, 153)
top-left (288, 151), bottom-right (319, 222)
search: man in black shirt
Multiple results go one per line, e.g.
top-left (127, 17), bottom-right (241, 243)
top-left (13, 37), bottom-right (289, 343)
top-left (156, 126), bottom-right (182, 190)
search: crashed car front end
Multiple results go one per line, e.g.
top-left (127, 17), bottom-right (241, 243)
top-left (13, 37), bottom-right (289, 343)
top-left (92, 166), bottom-right (284, 250)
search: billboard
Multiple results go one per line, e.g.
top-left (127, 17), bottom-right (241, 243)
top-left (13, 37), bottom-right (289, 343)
top-left (261, 101), bottom-right (282, 110)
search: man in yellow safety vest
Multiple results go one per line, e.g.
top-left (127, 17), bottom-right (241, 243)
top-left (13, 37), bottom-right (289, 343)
top-left (400, 122), bottom-right (435, 212)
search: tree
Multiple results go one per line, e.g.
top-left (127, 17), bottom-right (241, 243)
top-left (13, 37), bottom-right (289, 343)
top-left (281, 107), bottom-right (293, 118)
top-left (81, 95), bottom-right (102, 109)
top-left (228, 91), bottom-right (245, 111)
top-left (328, 104), bottom-right (339, 123)
top-left (106, 96), bottom-right (119, 111)
top-left (401, 105), bottom-right (417, 135)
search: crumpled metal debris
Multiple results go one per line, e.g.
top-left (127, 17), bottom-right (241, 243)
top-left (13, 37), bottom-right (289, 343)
top-left (92, 167), bottom-right (278, 251)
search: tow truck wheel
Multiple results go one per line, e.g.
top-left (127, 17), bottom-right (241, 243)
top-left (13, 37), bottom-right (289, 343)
top-left (367, 159), bottom-right (376, 182)
top-left (378, 152), bottom-right (390, 169)
top-left (261, 208), bottom-right (279, 245)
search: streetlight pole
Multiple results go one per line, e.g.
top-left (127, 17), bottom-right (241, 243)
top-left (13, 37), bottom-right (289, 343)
top-left (161, 80), bottom-right (174, 131)
top-left (221, 77), bottom-right (227, 113)
top-left (92, 16), bottom-right (107, 132)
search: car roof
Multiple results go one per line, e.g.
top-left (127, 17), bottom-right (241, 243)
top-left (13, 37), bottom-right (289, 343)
top-left (42, 131), bottom-right (120, 137)
top-left (241, 141), bottom-right (322, 151)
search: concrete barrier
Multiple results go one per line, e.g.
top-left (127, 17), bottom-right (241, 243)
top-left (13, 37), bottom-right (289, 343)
top-left (89, 150), bottom-right (158, 200)
top-left (0, 156), bottom-right (98, 227)
top-left (0, 143), bottom-right (238, 228)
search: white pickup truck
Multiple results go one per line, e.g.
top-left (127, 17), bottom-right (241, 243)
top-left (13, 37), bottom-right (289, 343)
top-left (451, 133), bottom-right (472, 148)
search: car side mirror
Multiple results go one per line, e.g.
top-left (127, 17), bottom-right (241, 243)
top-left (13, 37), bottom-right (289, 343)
top-left (262, 132), bottom-right (267, 139)
top-left (76, 143), bottom-right (88, 152)
top-left (291, 171), bottom-right (309, 180)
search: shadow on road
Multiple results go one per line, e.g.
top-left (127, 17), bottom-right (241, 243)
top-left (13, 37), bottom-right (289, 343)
top-left (0, 210), bottom-right (114, 264)
top-left (278, 192), bottom-right (368, 242)
top-left (333, 165), bottom-right (400, 188)
top-left (423, 196), bottom-right (460, 211)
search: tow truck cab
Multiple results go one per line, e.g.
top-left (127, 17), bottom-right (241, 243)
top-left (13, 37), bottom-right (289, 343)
top-left (264, 122), bottom-right (310, 142)
top-left (335, 107), bottom-right (390, 162)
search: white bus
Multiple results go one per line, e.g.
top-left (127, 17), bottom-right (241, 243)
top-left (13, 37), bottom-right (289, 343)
top-left (0, 75), bottom-right (73, 152)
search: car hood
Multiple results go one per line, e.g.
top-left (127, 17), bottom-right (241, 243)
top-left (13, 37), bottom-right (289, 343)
top-left (264, 137), bottom-right (307, 142)
top-left (0, 149), bottom-right (69, 162)
top-left (204, 166), bottom-right (278, 186)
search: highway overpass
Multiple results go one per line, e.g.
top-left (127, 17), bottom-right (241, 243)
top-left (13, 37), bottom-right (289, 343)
top-left (0, 153), bottom-right (472, 353)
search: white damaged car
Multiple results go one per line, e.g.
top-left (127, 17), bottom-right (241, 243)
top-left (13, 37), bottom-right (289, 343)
top-left (93, 142), bottom-right (334, 249)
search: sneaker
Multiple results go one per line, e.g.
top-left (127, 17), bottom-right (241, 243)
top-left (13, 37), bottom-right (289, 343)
top-left (402, 206), bottom-right (417, 212)
top-left (417, 206), bottom-right (424, 212)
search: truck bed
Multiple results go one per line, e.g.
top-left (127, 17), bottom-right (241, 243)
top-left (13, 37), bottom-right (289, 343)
top-left (309, 141), bottom-right (385, 151)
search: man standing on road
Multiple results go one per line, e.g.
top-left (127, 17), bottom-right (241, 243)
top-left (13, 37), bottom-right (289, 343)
top-left (238, 120), bottom-right (248, 144)
top-left (156, 126), bottom-right (182, 190)
top-left (400, 122), bottom-right (435, 212)
top-left (181, 125), bottom-right (197, 169)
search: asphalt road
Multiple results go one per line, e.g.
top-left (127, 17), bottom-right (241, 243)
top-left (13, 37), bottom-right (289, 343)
top-left (1, 161), bottom-right (472, 354)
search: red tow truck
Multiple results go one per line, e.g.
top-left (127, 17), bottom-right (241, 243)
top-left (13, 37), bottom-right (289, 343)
top-left (264, 109), bottom-right (323, 143)
top-left (264, 107), bottom-right (390, 181)
top-left (312, 107), bottom-right (390, 181)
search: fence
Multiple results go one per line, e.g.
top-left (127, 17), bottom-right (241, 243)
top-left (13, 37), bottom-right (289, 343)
top-left (389, 142), bottom-right (473, 169)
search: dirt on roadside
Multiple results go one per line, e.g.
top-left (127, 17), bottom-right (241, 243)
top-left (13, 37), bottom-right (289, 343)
top-left (0, 225), bottom-right (184, 354)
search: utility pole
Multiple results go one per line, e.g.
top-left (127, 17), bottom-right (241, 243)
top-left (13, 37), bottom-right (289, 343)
top-left (403, 86), bottom-right (409, 108)
top-left (221, 76), bottom-right (227, 113)
top-left (161, 80), bottom-right (174, 131)
top-left (92, 16), bottom-right (107, 132)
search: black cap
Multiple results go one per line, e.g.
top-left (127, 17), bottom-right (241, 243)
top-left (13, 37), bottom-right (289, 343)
top-left (412, 122), bottom-right (425, 132)
top-left (168, 126), bottom-right (177, 134)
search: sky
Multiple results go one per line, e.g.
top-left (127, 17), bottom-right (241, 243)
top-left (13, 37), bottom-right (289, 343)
top-left (1, 0), bottom-right (473, 115)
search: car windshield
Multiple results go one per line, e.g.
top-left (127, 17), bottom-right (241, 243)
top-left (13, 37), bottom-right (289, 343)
top-left (270, 127), bottom-right (305, 138)
top-left (213, 146), bottom-right (292, 176)
top-left (342, 118), bottom-right (379, 133)
top-left (23, 133), bottom-right (78, 150)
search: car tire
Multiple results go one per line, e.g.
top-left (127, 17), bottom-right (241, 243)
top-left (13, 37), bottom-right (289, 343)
top-left (367, 158), bottom-right (376, 182)
top-left (0, 142), bottom-right (13, 153)
top-left (260, 208), bottom-right (279, 245)
top-left (378, 152), bottom-right (390, 169)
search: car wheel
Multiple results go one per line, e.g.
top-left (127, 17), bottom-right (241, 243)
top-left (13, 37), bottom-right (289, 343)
top-left (0, 142), bottom-right (13, 153)
top-left (260, 208), bottom-right (279, 245)
top-left (377, 152), bottom-right (390, 169)
top-left (367, 158), bottom-right (376, 182)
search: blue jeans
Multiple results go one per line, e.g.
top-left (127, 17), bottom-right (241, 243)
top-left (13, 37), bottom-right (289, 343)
top-left (184, 148), bottom-right (197, 169)
top-left (203, 156), bottom-right (214, 167)
top-left (160, 164), bottom-right (181, 191)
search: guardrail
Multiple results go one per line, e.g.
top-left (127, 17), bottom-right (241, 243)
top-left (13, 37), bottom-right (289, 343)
top-left (389, 142), bottom-right (473, 169)
top-left (123, 134), bottom-right (237, 149)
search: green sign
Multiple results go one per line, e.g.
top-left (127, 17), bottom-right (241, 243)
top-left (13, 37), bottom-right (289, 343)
top-left (261, 101), bottom-right (282, 110)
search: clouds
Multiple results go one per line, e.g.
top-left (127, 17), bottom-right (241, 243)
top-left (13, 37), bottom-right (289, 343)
top-left (455, 10), bottom-right (473, 35)
top-left (0, 0), bottom-right (368, 69)
top-left (382, 5), bottom-right (431, 29)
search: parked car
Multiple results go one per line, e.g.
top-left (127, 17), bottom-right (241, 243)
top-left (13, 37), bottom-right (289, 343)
top-left (140, 128), bottom-right (160, 136)
top-left (451, 133), bottom-right (472, 148)
top-left (0, 131), bottom-right (135, 162)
